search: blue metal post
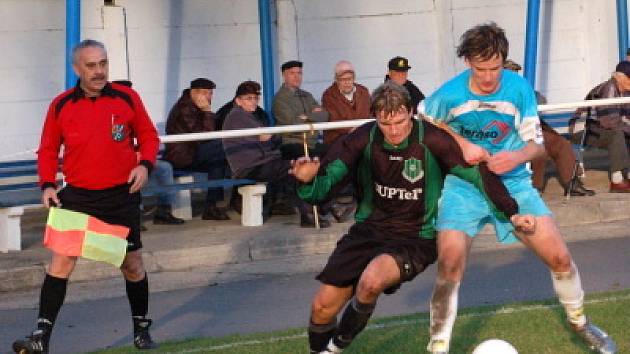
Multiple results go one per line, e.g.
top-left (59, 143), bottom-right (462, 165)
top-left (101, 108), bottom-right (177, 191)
top-left (523, 0), bottom-right (541, 88)
top-left (617, 0), bottom-right (629, 61)
top-left (258, 0), bottom-right (275, 124)
top-left (65, 0), bottom-right (81, 89)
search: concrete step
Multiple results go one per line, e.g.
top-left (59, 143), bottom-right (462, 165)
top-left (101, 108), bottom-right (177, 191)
top-left (0, 170), bottom-right (627, 293)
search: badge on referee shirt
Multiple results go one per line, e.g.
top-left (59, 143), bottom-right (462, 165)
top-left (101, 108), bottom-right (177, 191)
top-left (402, 158), bottom-right (423, 183)
top-left (111, 114), bottom-right (126, 142)
top-left (112, 124), bottom-right (126, 141)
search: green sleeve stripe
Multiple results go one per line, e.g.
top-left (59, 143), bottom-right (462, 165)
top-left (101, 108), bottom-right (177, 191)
top-left (297, 159), bottom-right (349, 203)
top-left (449, 165), bottom-right (510, 221)
top-left (420, 146), bottom-right (442, 239)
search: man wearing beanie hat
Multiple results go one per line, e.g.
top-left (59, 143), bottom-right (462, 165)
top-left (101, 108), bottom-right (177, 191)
top-left (570, 61), bottom-right (630, 192)
top-left (273, 60), bottom-right (329, 160)
top-left (164, 78), bottom-right (232, 220)
top-left (385, 56), bottom-right (425, 114)
top-left (321, 60), bottom-right (371, 146)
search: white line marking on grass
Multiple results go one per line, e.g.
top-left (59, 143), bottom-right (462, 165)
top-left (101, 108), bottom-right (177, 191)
top-left (164, 294), bottom-right (630, 353)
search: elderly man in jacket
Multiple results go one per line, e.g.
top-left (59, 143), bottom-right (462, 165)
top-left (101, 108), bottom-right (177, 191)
top-left (273, 60), bottom-right (329, 160)
top-left (164, 78), bottom-right (230, 220)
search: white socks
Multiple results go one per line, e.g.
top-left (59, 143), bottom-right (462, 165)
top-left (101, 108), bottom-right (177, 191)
top-left (429, 278), bottom-right (461, 346)
top-left (551, 262), bottom-right (586, 327)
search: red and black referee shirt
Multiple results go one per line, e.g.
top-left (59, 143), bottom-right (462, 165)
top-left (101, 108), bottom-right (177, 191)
top-left (38, 81), bottom-right (159, 190)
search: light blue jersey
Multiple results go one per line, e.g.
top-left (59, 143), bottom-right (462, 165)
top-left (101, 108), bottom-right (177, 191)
top-left (423, 69), bottom-right (549, 243)
top-left (422, 69), bottom-right (543, 179)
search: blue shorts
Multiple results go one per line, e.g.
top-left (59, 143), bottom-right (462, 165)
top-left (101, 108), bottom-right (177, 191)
top-left (436, 175), bottom-right (551, 244)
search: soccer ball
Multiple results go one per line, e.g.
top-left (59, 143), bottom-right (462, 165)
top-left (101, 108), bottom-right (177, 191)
top-left (471, 339), bottom-right (518, 354)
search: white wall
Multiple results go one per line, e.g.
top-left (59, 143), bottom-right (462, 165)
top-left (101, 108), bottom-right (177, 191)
top-left (0, 0), bottom-right (622, 160)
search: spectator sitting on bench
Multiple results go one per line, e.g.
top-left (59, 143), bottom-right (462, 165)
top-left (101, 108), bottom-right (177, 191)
top-left (215, 91), bottom-right (271, 131)
top-left (164, 78), bottom-right (231, 220)
top-left (223, 81), bottom-right (328, 228)
top-left (503, 60), bottom-right (595, 196)
top-left (321, 60), bottom-right (371, 222)
top-left (273, 60), bottom-right (329, 160)
top-left (571, 60), bottom-right (630, 193)
top-left (144, 159), bottom-right (185, 225)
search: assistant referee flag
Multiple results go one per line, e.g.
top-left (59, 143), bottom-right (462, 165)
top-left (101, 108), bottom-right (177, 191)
top-left (43, 207), bottom-right (129, 267)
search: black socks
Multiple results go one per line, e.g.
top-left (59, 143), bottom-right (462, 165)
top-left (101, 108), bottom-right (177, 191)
top-left (125, 273), bottom-right (149, 318)
top-left (333, 297), bottom-right (376, 349)
top-left (308, 319), bottom-right (337, 352)
top-left (38, 273), bottom-right (68, 332)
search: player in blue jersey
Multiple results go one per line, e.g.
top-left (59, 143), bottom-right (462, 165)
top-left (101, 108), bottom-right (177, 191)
top-left (422, 23), bottom-right (616, 354)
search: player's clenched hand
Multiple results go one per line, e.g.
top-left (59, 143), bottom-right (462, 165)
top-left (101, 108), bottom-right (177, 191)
top-left (289, 157), bottom-right (320, 183)
top-left (463, 143), bottom-right (490, 165)
top-left (510, 214), bottom-right (536, 234)
top-left (42, 187), bottom-right (61, 208)
top-left (128, 165), bottom-right (149, 193)
top-left (486, 150), bottom-right (522, 175)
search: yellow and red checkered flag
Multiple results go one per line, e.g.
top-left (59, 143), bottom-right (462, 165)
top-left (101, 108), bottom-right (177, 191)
top-left (43, 207), bottom-right (129, 267)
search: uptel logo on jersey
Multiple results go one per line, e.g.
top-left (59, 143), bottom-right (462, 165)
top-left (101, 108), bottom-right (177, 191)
top-left (374, 158), bottom-right (424, 200)
top-left (375, 183), bottom-right (423, 200)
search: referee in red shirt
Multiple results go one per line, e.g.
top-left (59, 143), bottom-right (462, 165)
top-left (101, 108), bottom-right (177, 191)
top-left (13, 39), bottom-right (160, 353)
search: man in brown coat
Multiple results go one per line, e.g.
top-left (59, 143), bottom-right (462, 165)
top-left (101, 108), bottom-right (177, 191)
top-left (322, 60), bottom-right (371, 146)
top-left (321, 60), bottom-right (370, 222)
top-left (164, 78), bottom-right (230, 220)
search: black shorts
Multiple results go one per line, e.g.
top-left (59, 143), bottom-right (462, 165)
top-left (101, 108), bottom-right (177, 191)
top-left (316, 223), bottom-right (437, 294)
top-left (58, 184), bottom-right (142, 252)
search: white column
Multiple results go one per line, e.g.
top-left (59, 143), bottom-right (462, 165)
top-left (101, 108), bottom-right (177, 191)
top-left (102, 5), bottom-right (129, 81)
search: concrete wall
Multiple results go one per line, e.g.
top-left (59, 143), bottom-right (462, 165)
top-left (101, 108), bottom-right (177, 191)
top-left (0, 0), bottom-right (622, 160)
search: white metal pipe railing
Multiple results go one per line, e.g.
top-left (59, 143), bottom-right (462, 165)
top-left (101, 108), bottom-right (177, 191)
top-left (160, 96), bottom-right (630, 143)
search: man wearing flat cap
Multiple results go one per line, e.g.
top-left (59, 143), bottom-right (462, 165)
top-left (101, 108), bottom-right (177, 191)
top-left (385, 56), bottom-right (425, 114)
top-left (164, 78), bottom-right (231, 220)
top-left (273, 60), bottom-right (329, 159)
top-left (223, 81), bottom-right (314, 224)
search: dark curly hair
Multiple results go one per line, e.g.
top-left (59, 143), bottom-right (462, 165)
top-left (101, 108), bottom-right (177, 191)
top-left (457, 22), bottom-right (508, 62)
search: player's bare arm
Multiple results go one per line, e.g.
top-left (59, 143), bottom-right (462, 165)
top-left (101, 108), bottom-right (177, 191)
top-left (486, 141), bottom-right (544, 175)
top-left (426, 118), bottom-right (490, 165)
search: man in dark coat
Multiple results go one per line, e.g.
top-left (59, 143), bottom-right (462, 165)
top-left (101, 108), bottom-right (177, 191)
top-left (385, 56), bottom-right (425, 115)
top-left (164, 78), bottom-right (230, 220)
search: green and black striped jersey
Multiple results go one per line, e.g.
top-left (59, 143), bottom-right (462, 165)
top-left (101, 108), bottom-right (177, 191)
top-left (298, 119), bottom-right (518, 240)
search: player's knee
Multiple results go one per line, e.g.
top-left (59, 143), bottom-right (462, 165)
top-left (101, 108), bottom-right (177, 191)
top-left (311, 297), bottom-right (338, 322)
top-left (356, 275), bottom-right (386, 299)
top-left (549, 251), bottom-right (572, 273)
top-left (437, 256), bottom-right (465, 281)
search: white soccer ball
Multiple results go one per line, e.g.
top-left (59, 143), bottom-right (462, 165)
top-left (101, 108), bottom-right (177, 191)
top-left (471, 339), bottom-right (518, 354)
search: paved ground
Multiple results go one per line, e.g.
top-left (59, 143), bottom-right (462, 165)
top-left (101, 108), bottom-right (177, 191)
top-left (1, 225), bottom-right (628, 353)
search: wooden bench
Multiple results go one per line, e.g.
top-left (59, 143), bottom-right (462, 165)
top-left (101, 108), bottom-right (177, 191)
top-left (0, 159), bottom-right (257, 252)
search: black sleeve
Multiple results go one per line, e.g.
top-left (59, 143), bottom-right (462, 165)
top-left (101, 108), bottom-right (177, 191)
top-left (422, 121), bottom-right (519, 219)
